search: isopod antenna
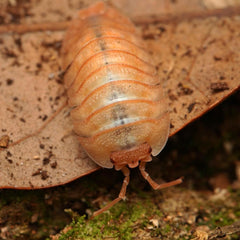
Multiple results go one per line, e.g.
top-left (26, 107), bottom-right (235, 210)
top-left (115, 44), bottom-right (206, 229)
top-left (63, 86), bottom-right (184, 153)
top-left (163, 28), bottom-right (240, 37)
top-left (91, 167), bottom-right (130, 218)
top-left (92, 161), bottom-right (183, 218)
top-left (139, 161), bottom-right (183, 190)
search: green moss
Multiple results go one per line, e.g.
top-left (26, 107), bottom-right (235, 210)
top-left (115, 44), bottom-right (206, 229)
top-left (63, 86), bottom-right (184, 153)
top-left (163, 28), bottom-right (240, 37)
top-left (195, 190), bottom-right (240, 233)
top-left (162, 224), bottom-right (171, 233)
top-left (56, 188), bottom-right (240, 240)
top-left (235, 210), bottom-right (240, 217)
top-left (209, 211), bottom-right (234, 227)
top-left (231, 234), bottom-right (240, 240)
top-left (57, 198), bottom-right (158, 240)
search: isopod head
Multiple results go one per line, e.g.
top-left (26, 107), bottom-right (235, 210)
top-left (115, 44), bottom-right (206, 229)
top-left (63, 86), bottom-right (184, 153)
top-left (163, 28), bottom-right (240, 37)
top-left (110, 142), bottom-right (152, 170)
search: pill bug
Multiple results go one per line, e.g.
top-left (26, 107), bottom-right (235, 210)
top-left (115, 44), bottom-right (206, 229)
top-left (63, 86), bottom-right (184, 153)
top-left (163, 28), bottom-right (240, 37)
top-left (61, 1), bottom-right (182, 217)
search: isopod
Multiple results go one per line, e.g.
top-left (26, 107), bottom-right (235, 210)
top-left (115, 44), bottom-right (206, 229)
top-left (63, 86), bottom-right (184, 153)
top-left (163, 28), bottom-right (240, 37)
top-left (61, 1), bottom-right (182, 217)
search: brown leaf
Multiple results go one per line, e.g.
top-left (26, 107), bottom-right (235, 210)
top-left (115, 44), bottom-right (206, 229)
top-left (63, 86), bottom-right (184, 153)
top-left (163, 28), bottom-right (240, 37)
top-left (0, 27), bottom-right (99, 189)
top-left (0, 0), bottom-right (239, 189)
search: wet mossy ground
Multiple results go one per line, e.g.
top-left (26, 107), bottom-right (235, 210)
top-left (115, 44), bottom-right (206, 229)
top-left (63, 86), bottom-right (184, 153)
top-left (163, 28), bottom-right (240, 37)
top-left (0, 92), bottom-right (240, 239)
top-left (51, 189), bottom-right (240, 240)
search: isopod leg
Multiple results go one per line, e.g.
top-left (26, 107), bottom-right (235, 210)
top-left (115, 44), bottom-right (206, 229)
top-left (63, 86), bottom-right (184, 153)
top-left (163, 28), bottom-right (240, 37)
top-left (139, 161), bottom-right (183, 190)
top-left (92, 167), bottom-right (130, 218)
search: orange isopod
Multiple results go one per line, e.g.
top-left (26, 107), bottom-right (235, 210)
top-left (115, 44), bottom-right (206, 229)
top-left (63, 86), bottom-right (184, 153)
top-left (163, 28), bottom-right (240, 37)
top-left (61, 1), bottom-right (182, 217)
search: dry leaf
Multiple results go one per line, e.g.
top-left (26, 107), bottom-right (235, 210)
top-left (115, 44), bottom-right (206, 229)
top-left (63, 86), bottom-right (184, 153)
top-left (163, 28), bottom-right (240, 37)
top-left (0, 0), bottom-right (239, 189)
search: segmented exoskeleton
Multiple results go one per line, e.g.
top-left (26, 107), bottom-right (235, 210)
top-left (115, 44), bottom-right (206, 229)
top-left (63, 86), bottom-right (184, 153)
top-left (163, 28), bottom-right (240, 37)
top-left (62, 1), bottom-right (182, 217)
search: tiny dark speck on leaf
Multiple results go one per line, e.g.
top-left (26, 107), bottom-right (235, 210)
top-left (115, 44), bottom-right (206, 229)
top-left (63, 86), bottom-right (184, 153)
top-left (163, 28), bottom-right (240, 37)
top-left (14, 37), bottom-right (22, 51)
top-left (32, 168), bottom-right (42, 176)
top-left (214, 55), bottom-right (222, 61)
top-left (20, 118), bottom-right (26, 123)
top-left (142, 32), bottom-right (155, 40)
top-left (29, 182), bottom-right (34, 188)
top-left (7, 159), bottom-right (13, 164)
top-left (41, 171), bottom-right (49, 180)
top-left (32, 169), bottom-right (49, 180)
top-left (3, 48), bottom-right (17, 58)
top-left (39, 144), bottom-right (45, 149)
top-left (6, 78), bottom-right (14, 86)
top-left (50, 161), bottom-right (57, 169)
top-left (7, 151), bottom-right (12, 157)
top-left (210, 82), bottom-right (229, 93)
top-left (36, 62), bottom-right (42, 68)
top-left (0, 135), bottom-right (10, 148)
top-left (177, 82), bottom-right (193, 95)
top-left (42, 115), bottom-right (48, 121)
top-left (187, 102), bottom-right (196, 113)
top-left (43, 157), bottom-right (50, 165)
top-left (169, 93), bottom-right (178, 101)
top-left (42, 40), bottom-right (62, 50)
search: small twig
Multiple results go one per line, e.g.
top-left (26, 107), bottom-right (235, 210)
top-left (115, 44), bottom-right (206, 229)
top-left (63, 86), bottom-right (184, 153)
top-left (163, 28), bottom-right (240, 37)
top-left (0, 21), bottom-right (70, 34)
top-left (208, 221), bottom-right (240, 239)
top-left (193, 221), bottom-right (240, 240)
top-left (0, 6), bottom-right (240, 34)
top-left (133, 6), bottom-right (240, 25)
